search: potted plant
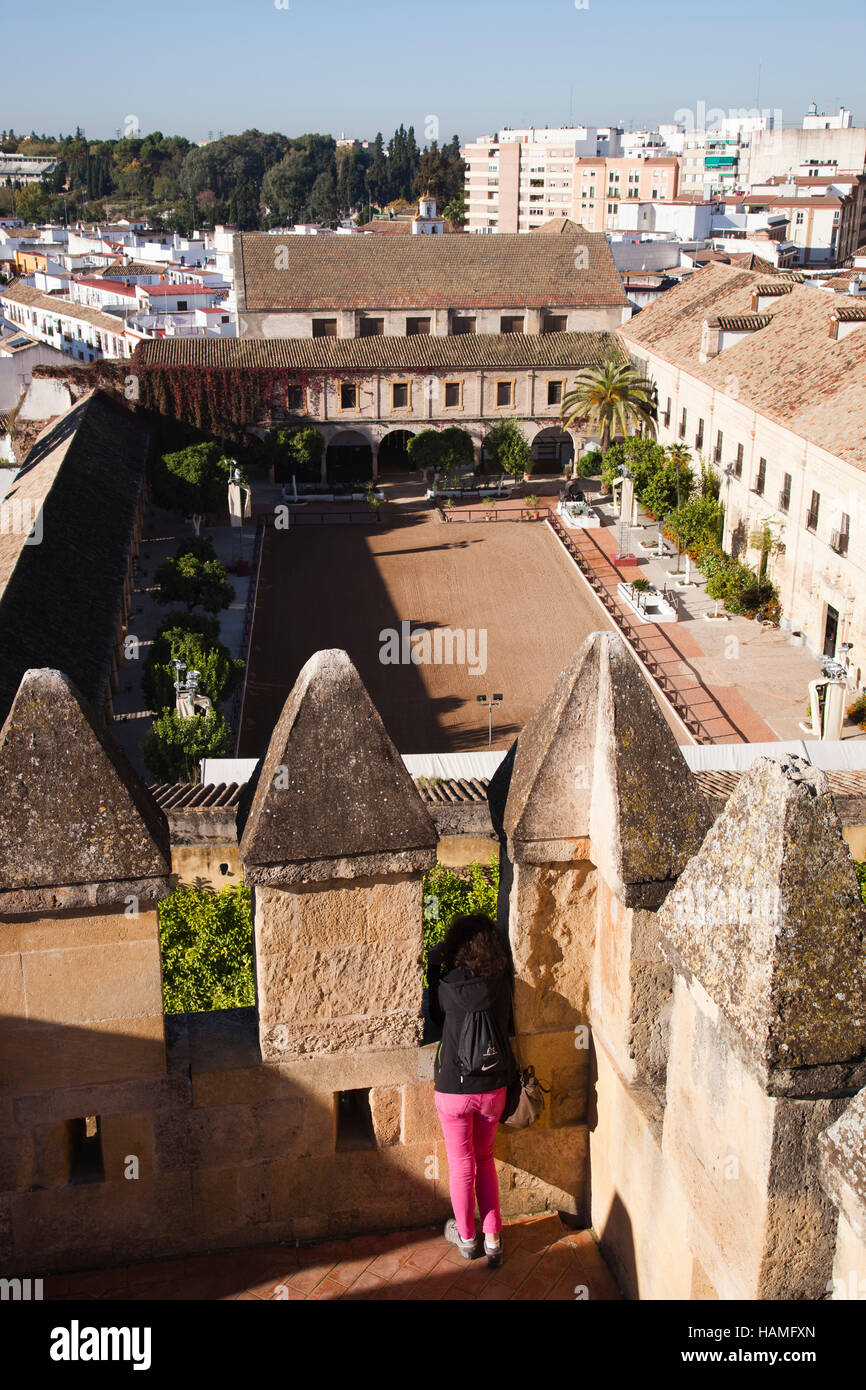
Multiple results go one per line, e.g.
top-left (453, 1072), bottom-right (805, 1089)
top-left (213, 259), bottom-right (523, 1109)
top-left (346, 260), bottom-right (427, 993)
top-left (524, 493), bottom-right (542, 519)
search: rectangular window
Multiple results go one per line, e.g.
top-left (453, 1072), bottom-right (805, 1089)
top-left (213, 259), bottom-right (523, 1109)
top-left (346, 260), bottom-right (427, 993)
top-left (452, 316), bottom-right (476, 335)
top-left (806, 490), bottom-right (820, 532)
top-left (177, 300), bottom-right (188, 312)
top-left (734, 443), bottom-right (744, 478)
top-left (679, 407), bottom-right (687, 439)
top-left (755, 457), bottom-right (766, 496)
top-left (340, 382), bottom-right (358, 410)
top-left (391, 382), bottom-right (409, 410)
top-left (779, 473), bottom-right (792, 512)
top-left (444, 381), bottom-right (462, 408)
top-left (542, 314), bottom-right (568, 334)
top-left (496, 380), bottom-right (514, 407)
top-left (287, 384), bottom-right (303, 413)
top-left (313, 318), bottom-right (337, 338)
top-left (335, 1090), bottom-right (376, 1152)
top-left (406, 317), bottom-right (431, 336)
top-left (359, 316), bottom-right (384, 338)
top-left (695, 419), bottom-right (704, 450)
top-left (547, 380), bottom-right (563, 406)
top-left (500, 315), bottom-right (524, 334)
top-left (714, 430), bottom-right (724, 464)
top-left (663, 396), bottom-right (671, 427)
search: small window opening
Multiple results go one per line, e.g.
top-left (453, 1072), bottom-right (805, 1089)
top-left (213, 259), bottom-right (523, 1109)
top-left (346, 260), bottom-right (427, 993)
top-left (69, 1115), bottom-right (105, 1185)
top-left (335, 1089), bottom-right (376, 1152)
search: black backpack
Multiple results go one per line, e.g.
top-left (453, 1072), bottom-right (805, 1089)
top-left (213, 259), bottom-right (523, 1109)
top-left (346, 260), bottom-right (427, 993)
top-left (455, 1007), bottom-right (512, 1086)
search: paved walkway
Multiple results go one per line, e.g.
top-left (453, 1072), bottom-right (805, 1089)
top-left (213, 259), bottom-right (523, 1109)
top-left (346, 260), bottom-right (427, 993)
top-left (40, 1213), bottom-right (619, 1302)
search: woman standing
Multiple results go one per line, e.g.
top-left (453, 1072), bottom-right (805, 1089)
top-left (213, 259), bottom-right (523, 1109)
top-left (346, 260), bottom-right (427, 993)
top-left (427, 913), bottom-right (513, 1267)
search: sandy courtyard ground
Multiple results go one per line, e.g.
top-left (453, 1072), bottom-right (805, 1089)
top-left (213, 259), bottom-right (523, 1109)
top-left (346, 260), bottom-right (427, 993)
top-left (238, 514), bottom-right (619, 756)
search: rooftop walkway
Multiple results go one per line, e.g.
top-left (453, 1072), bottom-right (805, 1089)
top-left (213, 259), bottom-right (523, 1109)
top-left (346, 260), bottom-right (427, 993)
top-left (41, 1214), bottom-right (620, 1302)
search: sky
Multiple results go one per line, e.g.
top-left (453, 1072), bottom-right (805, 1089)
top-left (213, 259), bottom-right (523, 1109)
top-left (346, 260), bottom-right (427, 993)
top-left (3, 0), bottom-right (863, 144)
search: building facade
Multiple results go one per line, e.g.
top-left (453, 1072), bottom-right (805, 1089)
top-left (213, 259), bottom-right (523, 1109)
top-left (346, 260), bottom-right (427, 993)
top-left (619, 262), bottom-right (866, 674)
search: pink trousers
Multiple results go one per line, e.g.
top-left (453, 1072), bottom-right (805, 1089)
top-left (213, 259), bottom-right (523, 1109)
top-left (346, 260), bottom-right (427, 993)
top-left (434, 1087), bottom-right (507, 1241)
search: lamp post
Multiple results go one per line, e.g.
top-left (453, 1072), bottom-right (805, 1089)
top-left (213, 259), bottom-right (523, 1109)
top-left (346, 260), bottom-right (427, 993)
top-left (476, 693), bottom-right (504, 750)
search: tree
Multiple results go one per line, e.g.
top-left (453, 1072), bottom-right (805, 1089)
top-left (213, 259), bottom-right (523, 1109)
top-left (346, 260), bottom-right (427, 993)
top-left (407, 426), bottom-right (474, 479)
top-left (421, 857), bottom-right (499, 984)
top-left (600, 437), bottom-right (666, 496)
top-left (141, 708), bottom-right (233, 783)
top-left (561, 354), bottom-right (657, 452)
top-left (484, 420), bottom-right (531, 477)
top-left (143, 625), bottom-right (244, 712)
top-left (442, 189), bottom-right (467, 228)
top-left (155, 552), bottom-right (235, 613)
top-left (263, 424), bottom-right (324, 483)
top-left (151, 441), bottom-right (229, 515)
top-left (159, 883), bottom-right (254, 1013)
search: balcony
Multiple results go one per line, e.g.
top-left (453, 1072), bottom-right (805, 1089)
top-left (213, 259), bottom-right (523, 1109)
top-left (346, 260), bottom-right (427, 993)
top-left (830, 529), bottom-right (849, 556)
top-left (806, 508), bottom-right (819, 533)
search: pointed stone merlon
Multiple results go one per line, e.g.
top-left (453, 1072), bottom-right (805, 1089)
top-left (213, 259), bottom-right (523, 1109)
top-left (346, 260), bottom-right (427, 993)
top-left (647, 756), bottom-right (866, 1298)
top-left (238, 650), bottom-right (438, 1060)
top-left (493, 631), bottom-right (712, 1075)
top-left (0, 670), bottom-right (172, 1091)
top-left (658, 754), bottom-right (866, 1096)
top-left (818, 1088), bottom-right (866, 1298)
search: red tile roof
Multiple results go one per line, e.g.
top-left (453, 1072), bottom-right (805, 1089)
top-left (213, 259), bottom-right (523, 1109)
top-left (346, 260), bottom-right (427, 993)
top-left (233, 229), bottom-right (629, 312)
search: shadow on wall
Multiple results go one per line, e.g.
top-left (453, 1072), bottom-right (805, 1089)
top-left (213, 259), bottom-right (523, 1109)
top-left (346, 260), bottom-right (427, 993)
top-left (584, 1037), bottom-right (639, 1299)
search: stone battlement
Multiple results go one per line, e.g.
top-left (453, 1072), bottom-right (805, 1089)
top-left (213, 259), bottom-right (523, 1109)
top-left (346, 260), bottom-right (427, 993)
top-left (1, 637), bottom-right (864, 1298)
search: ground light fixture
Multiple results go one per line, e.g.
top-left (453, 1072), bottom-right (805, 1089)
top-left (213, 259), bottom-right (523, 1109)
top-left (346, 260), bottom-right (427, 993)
top-left (476, 693), bottom-right (504, 749)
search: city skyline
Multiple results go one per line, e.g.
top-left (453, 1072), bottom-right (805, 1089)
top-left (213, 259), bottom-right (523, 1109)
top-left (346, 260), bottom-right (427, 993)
top-left (2, 0), bottom-right (862, 144)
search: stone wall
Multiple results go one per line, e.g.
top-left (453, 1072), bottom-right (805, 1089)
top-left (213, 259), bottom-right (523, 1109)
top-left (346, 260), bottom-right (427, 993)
top-left (2, 639), bottom-right (865, 1294)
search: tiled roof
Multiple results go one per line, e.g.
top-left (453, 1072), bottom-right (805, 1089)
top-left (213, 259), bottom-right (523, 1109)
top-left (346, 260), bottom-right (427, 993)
top-left (726, 254), bottom-right (782, 274)
top-left (709, 313), bottom-right (772, 331)
top-left (0, 392), bottom-right (149, 725)
top-left (234, 229), bottom-right (629, 312)
top-left (832, 304), bottom-right (866, 321)
top-left (99, 261), bottom-right (171, 278)
top-left (134, 330), bottom-right (621, 372)
top-left (74, 277), bottom-right (137, 296)
top-left (0, 279), bottom-right (129, 335)
top-left (753, 282), bottom-right (793, 297)
top-left (139, 282), bottom-right (218, 297)
top-left (150, 782), bottom-right (245, 811)
top-left (695, 767), bottom-right (866, 809)
top-left (620, 262), bottom-right (866, 469)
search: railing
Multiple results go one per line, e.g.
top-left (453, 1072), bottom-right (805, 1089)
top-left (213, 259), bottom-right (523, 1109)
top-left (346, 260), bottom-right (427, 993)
top-left (263, 508), bottom-right (383, 526)
top-left (442, 507), bottom-right (546, 522)
top-left (779, 489), bottom-right (791, 512)
top-left (806, 508), bottom-right (819, 533)
top-left (546, 513), bottom-right (746, 745)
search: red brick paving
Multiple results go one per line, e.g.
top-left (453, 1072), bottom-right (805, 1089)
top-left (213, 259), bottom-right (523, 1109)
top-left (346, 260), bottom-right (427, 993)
top-left (45, 1214), bottom-right (620, 1302)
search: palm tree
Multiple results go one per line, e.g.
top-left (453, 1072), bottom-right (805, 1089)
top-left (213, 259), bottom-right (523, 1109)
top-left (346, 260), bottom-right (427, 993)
top-left (561, 354), bottom-right (657, 453)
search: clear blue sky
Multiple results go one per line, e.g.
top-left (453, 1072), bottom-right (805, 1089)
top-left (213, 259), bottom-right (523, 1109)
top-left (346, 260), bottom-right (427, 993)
top-left (4, 0), bottom-right (863, 143)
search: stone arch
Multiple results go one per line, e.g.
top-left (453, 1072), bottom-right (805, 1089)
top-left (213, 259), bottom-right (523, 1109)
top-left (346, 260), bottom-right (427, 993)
top-left (376, 428), bottom-right (417, 474)
top-left (529, 425), bottom-right (575, 476)
top-left (325, 429), bottom-right (374, 487)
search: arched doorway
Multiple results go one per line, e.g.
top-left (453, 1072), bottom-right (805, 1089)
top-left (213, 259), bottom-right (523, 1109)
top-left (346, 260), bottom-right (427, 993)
top-left (377, 429), bottom-right (415, 473)
top-left (530, 427), bottom-right (574, 475)
top-left (326, 431), bottom-right (374, 487)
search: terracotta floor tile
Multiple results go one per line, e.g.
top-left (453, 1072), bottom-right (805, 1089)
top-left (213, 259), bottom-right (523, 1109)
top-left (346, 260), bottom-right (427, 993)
top-left (476, 1277), bottom-right (518, 1301)
top-left (404, 1242), bottom-right (449, 1275)
top-left (234, 1291), bottom-right (264, 1301)
top-left (306, 1276), bottom-right (347, 1301)
top-left (283, 1264), bottom-right (333, 1295)
top-left (512, 1215), bottom-right (568, 1252)
top-left (66, 1267), bottom-right (128, 1297)
top-left (366, 1249), bottom-right (409, 1280)
top-left (297, 1240), bottom-right (353, 1267)
top-left (546, 1270), bottom-right (585, 1301)
top-left (340, 1270), bottom-right (386, 1300)
top-left (127, 1258), bottom-right (186, 1288)
top-left (327, 1254), bottom-right (375, 1286)
top-left (372, 1275), bottom-right (421, 1300)
top-left (495, 1247), bottom-right (542, 1289)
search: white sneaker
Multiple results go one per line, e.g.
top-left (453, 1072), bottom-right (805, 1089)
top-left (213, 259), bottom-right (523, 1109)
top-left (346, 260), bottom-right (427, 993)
top-left (484, 1235), bottom-right (502, 1269)
top-left (444, 1218), bottom-right (479, 1260)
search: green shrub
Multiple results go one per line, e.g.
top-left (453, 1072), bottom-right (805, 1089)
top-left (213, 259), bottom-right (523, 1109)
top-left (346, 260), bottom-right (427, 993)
top-left (601, 438), bottom-right (666, 495)
top-left (159, 884), bottom-right (254, 1013)
top-left (855, 861), bottom-right (866, 906)
top-left (484, 420), bottom-right (531, 477)
top-left (422, 856), bottom-right (499, 983)
top-left (665, 496), bottom-right (724, 554)
top-left (140, 708), bottom-right (233, 782)
top-left (155, 552), bottom-right (235, 614)
top-left (575, 448), bottom-right (603, 476)
top-left (263, 424), bottom-right (324, 483)
top-left (143, 626), bottom-right (244, 712)
top-left (151, 442), bottom-right (229, 515)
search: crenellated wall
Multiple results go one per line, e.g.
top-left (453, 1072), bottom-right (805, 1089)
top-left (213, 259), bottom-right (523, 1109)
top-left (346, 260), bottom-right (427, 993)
top-left (2, 638), bottom-right (865, 1295)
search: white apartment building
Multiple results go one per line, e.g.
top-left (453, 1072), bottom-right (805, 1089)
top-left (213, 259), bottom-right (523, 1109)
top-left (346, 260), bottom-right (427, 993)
top-left (462, 126), bottom-right (623, 233)
top-left (0, 281), bottom-right (133, 360)
top-left (620, 262), bottom-right (866, 670)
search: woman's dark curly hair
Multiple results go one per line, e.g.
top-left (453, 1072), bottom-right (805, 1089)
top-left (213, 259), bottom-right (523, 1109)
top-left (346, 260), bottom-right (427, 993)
top-left (441, 913), bottom-right (511, 978)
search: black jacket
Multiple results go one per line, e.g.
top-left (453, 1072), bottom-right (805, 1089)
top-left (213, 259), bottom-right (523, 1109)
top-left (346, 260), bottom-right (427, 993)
top-left (428, 962), bottom-right (513, 1094)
